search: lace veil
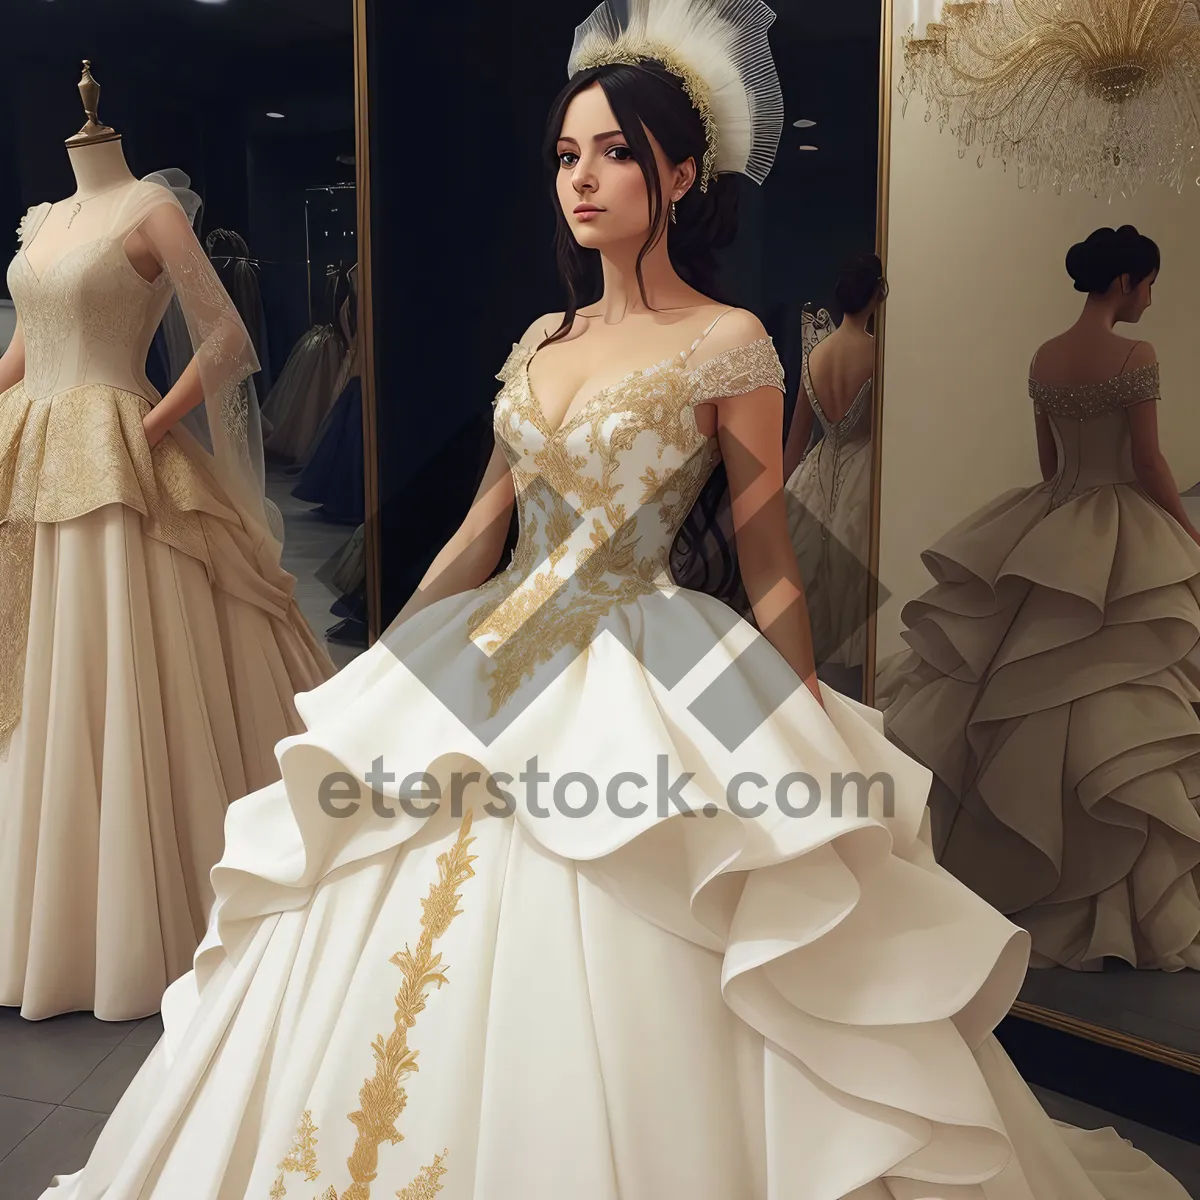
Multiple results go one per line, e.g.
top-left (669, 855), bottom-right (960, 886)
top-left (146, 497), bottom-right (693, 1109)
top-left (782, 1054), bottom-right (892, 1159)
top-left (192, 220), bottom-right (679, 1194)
top-left (118, 178), bottom-right (281, 559)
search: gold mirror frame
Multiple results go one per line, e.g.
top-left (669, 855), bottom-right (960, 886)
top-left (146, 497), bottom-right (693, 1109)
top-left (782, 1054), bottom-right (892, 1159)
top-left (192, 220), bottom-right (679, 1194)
top-left (353, 0), bottom-right (383, 644)
top-left (864, 0), bottom-right (1200, 1077)
top-left (354, 0), bottom-right (1199, 1075)
top-left (863, 0), bottom-right (892, 710)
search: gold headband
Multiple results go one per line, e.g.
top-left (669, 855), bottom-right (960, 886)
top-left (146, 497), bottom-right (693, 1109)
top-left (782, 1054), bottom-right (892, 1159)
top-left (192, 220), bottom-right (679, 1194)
top-left (572, 36), bottom-right (719, 191)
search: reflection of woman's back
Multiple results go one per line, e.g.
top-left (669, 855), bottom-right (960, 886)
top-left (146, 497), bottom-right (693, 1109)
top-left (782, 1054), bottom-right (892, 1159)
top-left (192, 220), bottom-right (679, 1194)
top-left (784, 256), bottom-right (882, 675)
top-left (879, 225), bottom-right (1200, 974)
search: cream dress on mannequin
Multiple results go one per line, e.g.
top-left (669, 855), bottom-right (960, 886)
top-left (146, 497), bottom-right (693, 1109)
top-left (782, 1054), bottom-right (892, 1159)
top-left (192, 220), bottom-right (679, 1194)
top-left (42, 320), bottom-right (1188, 1199)
top-left (878, 360), bottom-right (1200, 972)
top-left (0, 180), bottom-right (335, 1022)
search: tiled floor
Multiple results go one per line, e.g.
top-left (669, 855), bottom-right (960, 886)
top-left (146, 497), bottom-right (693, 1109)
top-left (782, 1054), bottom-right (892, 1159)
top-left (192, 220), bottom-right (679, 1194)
top-left (0, 1007), bottom-right (161, 1198)
top-left (1, 1005), bottom-right (1197, 1200)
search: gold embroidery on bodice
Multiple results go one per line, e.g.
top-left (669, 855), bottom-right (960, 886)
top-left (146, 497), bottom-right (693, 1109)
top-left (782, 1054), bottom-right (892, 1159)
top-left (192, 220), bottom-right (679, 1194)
top-left (467, 338), bottom-right (785, 714)
top-left (0, 204), bottom-right (233, 745)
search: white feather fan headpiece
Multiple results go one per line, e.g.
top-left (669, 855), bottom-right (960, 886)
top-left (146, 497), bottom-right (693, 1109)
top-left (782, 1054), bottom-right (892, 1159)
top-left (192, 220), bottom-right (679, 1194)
top-left (568, 0), bottom-right (785, 189)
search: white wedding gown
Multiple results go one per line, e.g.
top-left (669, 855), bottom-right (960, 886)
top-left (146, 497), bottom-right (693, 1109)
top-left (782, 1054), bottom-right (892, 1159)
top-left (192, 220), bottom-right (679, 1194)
top-left (45, 328), bottom-right (1188, 1199)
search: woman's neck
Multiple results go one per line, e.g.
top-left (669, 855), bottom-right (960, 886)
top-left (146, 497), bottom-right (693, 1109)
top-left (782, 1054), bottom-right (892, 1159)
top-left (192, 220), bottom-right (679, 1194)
top-left (593, 233), bottom-right (695, 322)
top-left (67, 139), bottom-right (135, 197)
top-left (1077, 295), bottom-right (1119, 334)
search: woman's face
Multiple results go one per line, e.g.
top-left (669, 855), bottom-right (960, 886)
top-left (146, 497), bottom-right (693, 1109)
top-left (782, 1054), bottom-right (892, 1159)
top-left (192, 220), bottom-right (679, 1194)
top-left (555, 82), bottom-right (692, 251)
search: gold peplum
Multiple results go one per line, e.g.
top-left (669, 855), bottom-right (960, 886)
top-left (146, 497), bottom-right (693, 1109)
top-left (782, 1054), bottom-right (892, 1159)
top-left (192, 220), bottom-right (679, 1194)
top-left (0, 380), bottom-right (239, 746)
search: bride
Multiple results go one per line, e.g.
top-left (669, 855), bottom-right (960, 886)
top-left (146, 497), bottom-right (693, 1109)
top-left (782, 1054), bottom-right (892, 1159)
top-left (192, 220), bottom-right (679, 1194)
top-left (46, 3), bottom-right (1189, 1197)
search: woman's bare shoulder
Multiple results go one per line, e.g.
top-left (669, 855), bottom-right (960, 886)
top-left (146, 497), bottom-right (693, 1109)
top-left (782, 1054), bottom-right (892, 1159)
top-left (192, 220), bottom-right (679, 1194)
top-left (517, 313), bottom-right (566, 350)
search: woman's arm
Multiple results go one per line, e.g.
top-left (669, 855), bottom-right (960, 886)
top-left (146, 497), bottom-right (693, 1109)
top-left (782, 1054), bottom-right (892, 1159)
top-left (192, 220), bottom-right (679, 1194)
top-left (1034, 409), bottom-right (1058, 482)
top-left (1121, 342), bottom-right (1200, 543)
top-left (718, 383), bottom-right (823, 708)
top-left (390, 440), bottom-right (516, 628)
top-left (0, 320), bottom-right (26, 395)
top-left (143, 353), bottom-right (204, 446)
top-left (125, 201), bottom-right (249, 447)
top-left (389, 313), bottom-right (561, 630)
top-left (1127, 398), bottom-right (1200, 543)
top-left (781, 379), bottom-right (814, 481)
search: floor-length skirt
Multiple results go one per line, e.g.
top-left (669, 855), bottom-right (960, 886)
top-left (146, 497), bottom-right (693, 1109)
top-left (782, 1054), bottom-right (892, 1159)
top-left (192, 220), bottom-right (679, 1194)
top-left (0, 504), bottom-right (333, 1021)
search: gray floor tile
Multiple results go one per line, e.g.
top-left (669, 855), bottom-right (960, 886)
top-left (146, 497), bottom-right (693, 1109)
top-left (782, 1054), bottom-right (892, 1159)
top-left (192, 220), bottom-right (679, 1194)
top-left (120, 1015), bottom-right (163, 1049)
top-left (0, 1025), bottom-right (119, 1106)
top-left (0, 1010), bottom-right (138, 1050)
top-left (0, 1011), bottom-right (142, 1110)
top-left (0, 1106), bottom-right (106, 1200)
top-left (63, 1043), bottom-right (154, 1115)
top-left (0, 1096), bottom-right (54, 1162)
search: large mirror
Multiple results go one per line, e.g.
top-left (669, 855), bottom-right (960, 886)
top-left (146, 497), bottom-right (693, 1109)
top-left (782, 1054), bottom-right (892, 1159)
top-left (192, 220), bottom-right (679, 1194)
top-left (0, 0), bottom-right (377, 670)
top-left (870, 0), bottom-right (1200, 1075)
top-left (369, 0), bottom-right (891, 706)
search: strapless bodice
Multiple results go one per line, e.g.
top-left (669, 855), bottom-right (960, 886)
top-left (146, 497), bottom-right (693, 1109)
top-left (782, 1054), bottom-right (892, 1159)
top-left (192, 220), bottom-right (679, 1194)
top-left (1030, 363), bottom-right (1160, 505)
top-left (7, 211), bottom-right (172, 403)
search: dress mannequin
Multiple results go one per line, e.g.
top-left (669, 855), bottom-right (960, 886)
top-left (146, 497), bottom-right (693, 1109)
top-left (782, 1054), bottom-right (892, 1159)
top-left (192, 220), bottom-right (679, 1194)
top-left (0, 62), bottom-right (335, 1022)
top-left (19, 64), bottom-right (140, 281)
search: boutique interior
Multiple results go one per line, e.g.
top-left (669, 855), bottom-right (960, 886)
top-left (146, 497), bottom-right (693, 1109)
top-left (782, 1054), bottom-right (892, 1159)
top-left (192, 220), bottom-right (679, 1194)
top-left (2, 0), bottom-right (1200, 1195)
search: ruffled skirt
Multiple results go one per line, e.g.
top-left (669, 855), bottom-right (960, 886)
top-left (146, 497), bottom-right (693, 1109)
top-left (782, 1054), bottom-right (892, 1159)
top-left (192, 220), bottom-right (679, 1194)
top-left (786, 435), bottom-right (873, 668)
top-left (40, 586), bottom-right (1190, 1198)
top-left (878, 482), bottom-right (1200, 971)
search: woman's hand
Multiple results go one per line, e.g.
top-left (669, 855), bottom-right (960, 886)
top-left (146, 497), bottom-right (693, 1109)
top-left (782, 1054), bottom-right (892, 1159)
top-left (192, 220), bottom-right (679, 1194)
top-left (142, 409), bottom-right (169, 449)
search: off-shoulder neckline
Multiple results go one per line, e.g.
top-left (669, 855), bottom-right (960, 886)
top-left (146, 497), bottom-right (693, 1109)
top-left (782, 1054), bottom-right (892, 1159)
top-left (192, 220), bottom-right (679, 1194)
top-left (1028, 360), bottom-right (1159, 398)
top-left (504, 337), bottom-right (777, 441)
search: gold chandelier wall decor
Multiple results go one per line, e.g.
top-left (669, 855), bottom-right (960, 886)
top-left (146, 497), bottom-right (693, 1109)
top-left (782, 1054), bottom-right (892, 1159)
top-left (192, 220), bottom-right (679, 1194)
top-left (898, 0), bottom-right (1200, 197)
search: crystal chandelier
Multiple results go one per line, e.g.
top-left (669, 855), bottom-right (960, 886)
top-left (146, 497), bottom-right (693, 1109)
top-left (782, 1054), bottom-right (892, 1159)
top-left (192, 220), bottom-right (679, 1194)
top-left (898, 0), bottom-right (1200, 197)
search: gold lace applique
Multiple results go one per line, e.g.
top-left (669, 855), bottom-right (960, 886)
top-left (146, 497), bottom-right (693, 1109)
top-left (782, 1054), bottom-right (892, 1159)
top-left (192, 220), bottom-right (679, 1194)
top-left (464, 341), bottom-right (787, 716)
top-left (0, 383), bottom-right (218, 747)
top-left (270, 812), bottom-right (477, 1200)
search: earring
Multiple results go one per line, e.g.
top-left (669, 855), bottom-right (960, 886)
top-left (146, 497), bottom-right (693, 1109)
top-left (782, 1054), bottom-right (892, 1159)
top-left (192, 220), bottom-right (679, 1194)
top-left (670, 200), bottom-right (678, 224)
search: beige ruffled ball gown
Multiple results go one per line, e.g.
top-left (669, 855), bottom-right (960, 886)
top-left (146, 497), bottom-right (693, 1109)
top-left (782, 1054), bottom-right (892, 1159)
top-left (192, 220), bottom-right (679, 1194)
top-left (785, 310), bottom-right (874, 670)
top-left (0, 181), bottom-right (336, 1021)
top-left (878, 362), bottom-right (1200, 972)
top-left (40, 327), bottom-right (1189, 1199)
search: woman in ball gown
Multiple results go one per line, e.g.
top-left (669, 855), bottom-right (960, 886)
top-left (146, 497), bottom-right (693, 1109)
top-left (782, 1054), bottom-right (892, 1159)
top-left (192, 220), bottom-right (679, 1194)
top-left (0, 154), bottom-right (335, 1021)
top-left (878, 225), bottom-right (1200, 973)
top-left (783, 254), bottom-right (884, 697)
top-left (44, 11), bottom-right (1190, 1199)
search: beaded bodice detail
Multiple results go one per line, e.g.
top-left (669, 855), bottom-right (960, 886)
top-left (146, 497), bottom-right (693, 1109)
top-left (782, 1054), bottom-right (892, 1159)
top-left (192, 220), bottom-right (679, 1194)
top-left (1029, 362), bottom-right (1160, 419)
top-left (9, 204), bottom-right (172, 403)
top-left (466, 336), bottom-right (785, 713)
top-left (1028, 364), bottom-right (1160, 511)
top-left (803, 355), bottom-right (872, 520)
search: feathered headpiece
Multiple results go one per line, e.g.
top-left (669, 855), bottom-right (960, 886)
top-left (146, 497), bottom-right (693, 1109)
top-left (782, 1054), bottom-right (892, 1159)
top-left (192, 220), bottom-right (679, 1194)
top-left (568, 0), bottom-right (785, 190)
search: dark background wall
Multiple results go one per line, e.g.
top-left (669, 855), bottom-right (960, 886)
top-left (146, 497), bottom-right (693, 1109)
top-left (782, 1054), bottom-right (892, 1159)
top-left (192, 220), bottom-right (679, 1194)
top-left (0, 0), bottom-right (356, 372)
